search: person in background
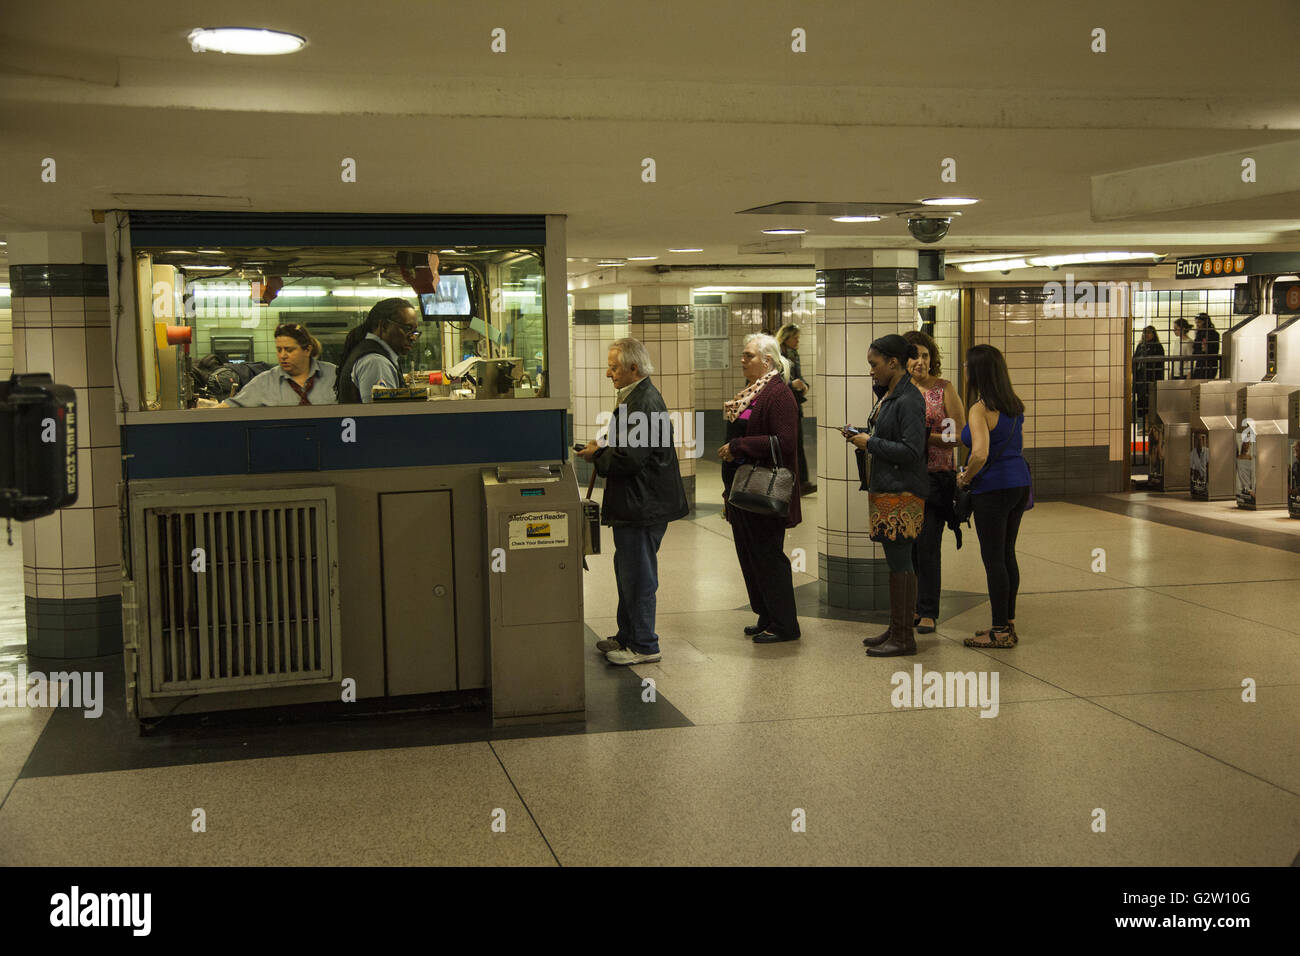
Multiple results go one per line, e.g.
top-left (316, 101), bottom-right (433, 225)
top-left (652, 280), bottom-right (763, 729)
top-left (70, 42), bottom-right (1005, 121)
top-left (577, 337), bottom-right (689, 665)
top-left (777, 323), bottom-right (814, 495)
top-left (1191, 312), bottom-right (1220, 380)
top-left (1172, 318), bottom-right (1194, 379)
top-left (958, 344), bottom-right (1032, 649)
top-left (719, 333), bottom-right (803, 644)
top-left (849, 334), bottom-right (928, 658)
top-left (336, 298), bottom-right (419, 402)
top-left (220, 323), bottom-right (337, 407)
top-left (903, 330), bottom-right (965, 634)
top-left (1132, 325), bottom-right (1165, 418)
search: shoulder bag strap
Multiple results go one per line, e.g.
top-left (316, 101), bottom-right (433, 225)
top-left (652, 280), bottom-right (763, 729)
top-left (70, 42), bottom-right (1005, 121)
top-left (768, 434), bottom-right (783, 469)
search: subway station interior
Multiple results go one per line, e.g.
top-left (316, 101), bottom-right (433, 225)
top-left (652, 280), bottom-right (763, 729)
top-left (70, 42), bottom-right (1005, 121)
top-left (2, 1), bottom-right (1299, 873)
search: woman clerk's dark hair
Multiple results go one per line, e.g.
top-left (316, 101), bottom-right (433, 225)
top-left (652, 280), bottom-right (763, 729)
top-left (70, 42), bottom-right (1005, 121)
top-left (340, 297), bottom-right (413, 359)
top-left (964, 344), bottom-right (1024, 417)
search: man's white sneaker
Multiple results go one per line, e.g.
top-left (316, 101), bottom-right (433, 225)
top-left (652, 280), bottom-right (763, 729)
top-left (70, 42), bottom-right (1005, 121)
top-left (604, 647), bottom-right (662, 665)
top-left (595, 637), bottom-right (624, 653)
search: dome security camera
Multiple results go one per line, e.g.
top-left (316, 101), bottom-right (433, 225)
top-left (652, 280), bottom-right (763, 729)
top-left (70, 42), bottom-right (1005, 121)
top-left (907, 216), bottom-right (953, 243)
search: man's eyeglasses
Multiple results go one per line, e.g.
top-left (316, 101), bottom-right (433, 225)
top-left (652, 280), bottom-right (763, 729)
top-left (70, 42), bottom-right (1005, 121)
top-left (386, 318), bottom-right (421, 339)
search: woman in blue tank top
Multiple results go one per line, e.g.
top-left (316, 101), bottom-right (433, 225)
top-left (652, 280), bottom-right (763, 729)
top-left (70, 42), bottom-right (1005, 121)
top-left (958, 345), bottom-right (1031, 648)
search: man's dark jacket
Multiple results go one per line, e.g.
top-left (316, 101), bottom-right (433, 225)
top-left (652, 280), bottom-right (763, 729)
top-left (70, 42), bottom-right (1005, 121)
top-left (594, 377), bottom-right (689, 527)
top-left (336, 337), bottom-right (401, 403)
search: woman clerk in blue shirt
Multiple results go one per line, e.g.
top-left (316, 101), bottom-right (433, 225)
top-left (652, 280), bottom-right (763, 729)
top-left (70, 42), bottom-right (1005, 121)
top-left (223, 323), bottom-right (338, 407)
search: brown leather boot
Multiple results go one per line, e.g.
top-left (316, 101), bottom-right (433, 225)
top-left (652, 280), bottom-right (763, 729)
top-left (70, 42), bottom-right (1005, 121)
top-left (863, 572), bottom-right (907, 647)
top-left (868, 571), bottom-right (918, 657)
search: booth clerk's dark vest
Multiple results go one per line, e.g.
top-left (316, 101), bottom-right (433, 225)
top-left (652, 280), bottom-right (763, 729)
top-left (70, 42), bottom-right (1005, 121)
top-left (336, 338), bottom-right (402, 403)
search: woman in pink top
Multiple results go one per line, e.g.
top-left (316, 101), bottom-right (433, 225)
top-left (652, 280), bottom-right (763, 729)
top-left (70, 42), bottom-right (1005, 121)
top-left (903, 331), bottom-right (966, 633)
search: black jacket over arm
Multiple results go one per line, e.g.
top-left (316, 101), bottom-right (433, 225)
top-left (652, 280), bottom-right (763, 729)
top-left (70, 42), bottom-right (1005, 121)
top-left (593, 377), bottom-right (689, 528)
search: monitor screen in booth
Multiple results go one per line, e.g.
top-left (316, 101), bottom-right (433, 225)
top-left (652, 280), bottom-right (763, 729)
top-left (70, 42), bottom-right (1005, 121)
top-left (420, 275), bottom-right (471, 318)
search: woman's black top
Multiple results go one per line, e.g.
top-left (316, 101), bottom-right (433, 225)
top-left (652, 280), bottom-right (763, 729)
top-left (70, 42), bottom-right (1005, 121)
top-left (1133, 340), bottom-right (1165, 382)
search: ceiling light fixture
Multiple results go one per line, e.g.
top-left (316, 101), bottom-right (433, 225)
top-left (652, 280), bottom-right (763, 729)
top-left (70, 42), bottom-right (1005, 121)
top-left (627, 256), bottom-right (658, 261)
top-left (920, 197), bottom-right (979, 206)
top-left (955, 259), bottom-right (1030, 273)
top-left (188, 27), bottom-right (306, 55)
top-left (668, 248), bottom-right (703, 253)
top-left (694, 286), bottom-right (816, 294)
top-left (1026, 252), bottom-right (1161, 267)
top-left (762, 228), bottom-right (807, 235)
top-left (831, 216), bottom-right (882, 223)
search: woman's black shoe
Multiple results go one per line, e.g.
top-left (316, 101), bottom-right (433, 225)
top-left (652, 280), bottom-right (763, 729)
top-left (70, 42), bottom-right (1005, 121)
top-left (753, 631), bottom-right (799, 643)
top-left (744, 623), bottom-right (768, 636)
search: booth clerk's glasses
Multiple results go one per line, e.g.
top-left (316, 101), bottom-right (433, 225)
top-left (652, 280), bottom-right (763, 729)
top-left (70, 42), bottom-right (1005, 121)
top-left (386, 318), bottom-right (421, 340)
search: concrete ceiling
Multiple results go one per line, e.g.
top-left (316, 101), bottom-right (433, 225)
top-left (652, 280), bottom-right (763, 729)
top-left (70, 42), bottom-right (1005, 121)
top-left (3, 0), bottom-right (1300, 283)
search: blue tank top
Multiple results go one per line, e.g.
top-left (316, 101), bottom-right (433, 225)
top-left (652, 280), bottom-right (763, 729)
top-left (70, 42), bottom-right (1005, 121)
top-left (961, 412), bottom-right (1031, 493)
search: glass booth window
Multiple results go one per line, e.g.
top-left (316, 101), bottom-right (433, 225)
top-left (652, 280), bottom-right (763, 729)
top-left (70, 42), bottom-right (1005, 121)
top-left (131, 245), bottom-right (547, 410)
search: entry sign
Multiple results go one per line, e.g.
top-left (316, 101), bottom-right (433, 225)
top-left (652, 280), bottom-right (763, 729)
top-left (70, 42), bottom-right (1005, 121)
top-left (1175, 255), bottom-right (1248, 279)
top-left (507, 511), bottom-right (570, 549)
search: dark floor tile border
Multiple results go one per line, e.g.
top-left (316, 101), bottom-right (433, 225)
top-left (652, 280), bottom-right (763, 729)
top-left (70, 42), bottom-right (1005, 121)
top-left (18, 626), bottom-right (693, 779)
top-left (1071, 494), bottom-right (1300, 555)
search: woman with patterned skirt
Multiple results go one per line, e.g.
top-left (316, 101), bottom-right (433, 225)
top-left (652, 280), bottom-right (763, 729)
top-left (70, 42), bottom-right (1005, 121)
top-left (843, 334), bottom-right (930, 657)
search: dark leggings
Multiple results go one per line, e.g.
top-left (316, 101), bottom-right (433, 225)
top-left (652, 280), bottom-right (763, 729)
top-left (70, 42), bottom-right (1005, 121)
top-left (972, 485), bottom-right (1031, 627)
top-left (881, 537), bottom-right (915, 573)
top-left (912, 471), bottom-right (953, 618)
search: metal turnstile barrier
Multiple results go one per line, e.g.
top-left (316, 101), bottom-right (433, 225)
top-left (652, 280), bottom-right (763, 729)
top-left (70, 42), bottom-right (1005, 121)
top-left (1235, 383), bottom-right (1296, 509)
top-left (1288, 392), bottom-right (1300, 519)
top-left (1148, 380), bottom-right (1193, 492)
top-left (1190, 381), bottom-right (1238, 501)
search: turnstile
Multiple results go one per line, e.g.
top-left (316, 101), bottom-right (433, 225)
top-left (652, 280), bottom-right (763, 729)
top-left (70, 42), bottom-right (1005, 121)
top-left (1148, 380), bottom-right (1192, 492)
top-left (1190, 381), bottom-right (1238, 501)
top-left (1235, 383), bottom-right (1295, 509)
top-left (481, 463), bottom-right (586, 725)
top-left (1289, 392), bottom-right (1300, 519)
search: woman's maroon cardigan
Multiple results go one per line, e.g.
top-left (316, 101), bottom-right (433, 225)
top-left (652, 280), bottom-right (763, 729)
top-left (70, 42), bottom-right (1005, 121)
top-left (726, 380), bottom-right (802, 527)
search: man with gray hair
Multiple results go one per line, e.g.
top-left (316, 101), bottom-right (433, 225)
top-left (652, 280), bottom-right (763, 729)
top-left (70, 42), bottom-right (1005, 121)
top-left (576, 337), bottom-right (688, 664)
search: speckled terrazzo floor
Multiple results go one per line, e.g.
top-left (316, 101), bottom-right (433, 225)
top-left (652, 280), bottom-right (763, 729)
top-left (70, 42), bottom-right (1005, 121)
top-left (1, 460), bottom-right (1298, 865)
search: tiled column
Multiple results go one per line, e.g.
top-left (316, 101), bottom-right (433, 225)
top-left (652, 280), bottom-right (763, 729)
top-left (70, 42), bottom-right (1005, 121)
top-left (815, 249), bottom-right (918, 609)
top-left (8, 231), bottom-right (122, 658)
top-left (571, 292), bottom-right (629, 487)
top-left (627, 286), bottom-right (697, 511)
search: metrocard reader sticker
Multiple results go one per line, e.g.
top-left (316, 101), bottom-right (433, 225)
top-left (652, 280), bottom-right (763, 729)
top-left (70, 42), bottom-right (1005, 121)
top-left (507, 512), bottom-right (569, 549)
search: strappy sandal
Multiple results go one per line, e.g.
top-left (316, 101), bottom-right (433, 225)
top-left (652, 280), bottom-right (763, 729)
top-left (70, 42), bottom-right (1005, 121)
top-left (964, 627), bottom-right (1016, 648)
top-left (972, 623), bottom-right (1018, 645)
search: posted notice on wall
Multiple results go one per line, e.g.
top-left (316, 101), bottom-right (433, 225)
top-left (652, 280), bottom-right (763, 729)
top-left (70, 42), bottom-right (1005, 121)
top-left (507, 512), bottom-right (569, 550)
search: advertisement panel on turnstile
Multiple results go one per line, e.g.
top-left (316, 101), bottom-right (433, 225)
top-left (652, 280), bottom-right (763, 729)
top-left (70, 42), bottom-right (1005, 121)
top-left (1235, 383), bottom-right (1295, 509)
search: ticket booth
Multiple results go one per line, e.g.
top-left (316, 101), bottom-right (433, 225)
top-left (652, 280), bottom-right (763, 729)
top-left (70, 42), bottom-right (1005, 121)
top-left (1190, 381), bottom-right (1238, 501)
top-left (1234, 383), bottom-right (1295, 509)
top-left (1147, 380), bottom-right (1193, 492)
top-left (105, 210), bottom-right (585, 728)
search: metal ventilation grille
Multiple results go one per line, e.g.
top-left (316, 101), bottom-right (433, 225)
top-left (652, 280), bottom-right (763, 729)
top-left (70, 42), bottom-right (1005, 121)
top-left (143, 499), bottom-right (338, 694)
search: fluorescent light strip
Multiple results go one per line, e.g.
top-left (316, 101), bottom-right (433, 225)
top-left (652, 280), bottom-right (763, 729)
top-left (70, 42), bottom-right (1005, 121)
top-left (694, 286), bottom-right (816, 293)
top-left (1027, 252), bottom-right (1160, 267)
top-left (955, 259), bottom-right (1030, 273)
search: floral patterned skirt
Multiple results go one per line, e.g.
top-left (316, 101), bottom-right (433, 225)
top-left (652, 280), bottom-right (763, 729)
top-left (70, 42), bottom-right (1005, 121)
top-left (868, 492), bottom-right (925, 542)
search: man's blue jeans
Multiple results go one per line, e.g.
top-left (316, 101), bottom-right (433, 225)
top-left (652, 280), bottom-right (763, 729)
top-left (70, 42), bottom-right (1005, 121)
top-left (612, 522), bottom-right (668, 654)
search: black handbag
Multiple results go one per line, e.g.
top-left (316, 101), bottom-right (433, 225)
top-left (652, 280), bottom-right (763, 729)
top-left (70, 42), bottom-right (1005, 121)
top-left (729, 435), bottom-right (795, 518)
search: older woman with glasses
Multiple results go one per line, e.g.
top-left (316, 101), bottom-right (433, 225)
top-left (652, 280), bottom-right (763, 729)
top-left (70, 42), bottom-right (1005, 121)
top-left (220, 322), bottom-right (338, 407)
top-left (336, 297), bottom-right (421, 403)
